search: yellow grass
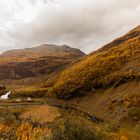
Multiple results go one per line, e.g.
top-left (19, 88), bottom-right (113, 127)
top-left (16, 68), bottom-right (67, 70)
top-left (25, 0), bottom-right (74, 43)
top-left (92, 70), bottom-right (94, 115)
top-left (52, 35), bottom-right (140, 98)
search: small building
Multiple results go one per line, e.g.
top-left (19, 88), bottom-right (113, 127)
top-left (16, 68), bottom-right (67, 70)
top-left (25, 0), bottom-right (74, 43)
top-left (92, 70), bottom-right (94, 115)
top-left (26, 97), bottom-right (32, 102)
top-left (15, 98), bottom-right (22, 102)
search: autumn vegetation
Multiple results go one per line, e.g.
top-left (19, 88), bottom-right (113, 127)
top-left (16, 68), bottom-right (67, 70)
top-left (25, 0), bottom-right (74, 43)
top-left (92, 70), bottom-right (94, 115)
top-left (11, 87), bottom-right (49, 98)
top-left (52, 27), bottom-right (140, 98)
top-left (1, 107), bottom-right (138, 140)
top-left (0, 26), bottom-right (140, 140)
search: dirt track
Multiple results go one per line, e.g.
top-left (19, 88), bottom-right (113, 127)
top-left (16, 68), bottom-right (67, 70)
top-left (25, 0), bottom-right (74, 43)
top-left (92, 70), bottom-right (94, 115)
top-left (0, 101), bottom-right (104, 124)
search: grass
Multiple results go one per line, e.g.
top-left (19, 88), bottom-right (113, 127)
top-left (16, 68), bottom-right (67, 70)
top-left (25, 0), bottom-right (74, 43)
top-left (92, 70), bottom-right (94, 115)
top-left (0, 123), bottom-right (51, 140)
top-left (0, 108), bottom-right (114, 140)
top-left (51, 117), bottom-right (103, 140)
top-left (123, 93), bottom-right (140, 108)
top-left (0, 106), bottom-right (139, 140)
top-left (10, 86), bottom-right (50, 98)
top-left (52, 33), bottom-right (140, 98)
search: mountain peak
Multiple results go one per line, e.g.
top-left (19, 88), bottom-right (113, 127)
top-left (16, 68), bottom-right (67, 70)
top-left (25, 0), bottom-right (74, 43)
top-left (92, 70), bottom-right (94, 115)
top-left (1, 44), bottom-right (85, 60)
top-left (0, 44), bottom-right (85, 80)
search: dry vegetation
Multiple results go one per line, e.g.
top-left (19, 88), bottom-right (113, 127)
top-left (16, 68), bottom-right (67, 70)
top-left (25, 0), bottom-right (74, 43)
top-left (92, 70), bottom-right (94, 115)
top-left (0, 44), bottom-right (84, 81)
top-left (0, 44), bottom-right (85, 64)
top-left (0, 27), bottom-right (140, 139)
top-left (0, 123), bottom-right (51, 140)
top-left (52, 28), bottom-right (140, 98)
top-left (11, 87), bottom-right (49, 98)
top-left (0, 107), bottom-right (139, 140)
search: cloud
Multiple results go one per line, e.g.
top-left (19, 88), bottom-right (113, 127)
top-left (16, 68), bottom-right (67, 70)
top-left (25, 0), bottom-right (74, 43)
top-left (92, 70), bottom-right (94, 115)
top-left (0, 0), bottom-right (140, 53)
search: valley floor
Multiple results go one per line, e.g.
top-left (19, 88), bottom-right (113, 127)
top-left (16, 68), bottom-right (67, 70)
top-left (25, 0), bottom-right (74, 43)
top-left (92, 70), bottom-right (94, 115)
top-left (0, 81), bottom-right (140, 140)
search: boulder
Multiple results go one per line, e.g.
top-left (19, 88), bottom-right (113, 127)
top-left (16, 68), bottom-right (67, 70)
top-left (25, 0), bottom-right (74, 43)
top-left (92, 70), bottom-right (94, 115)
top-left (26, 97), bottom-right (32, 102)
top-left (15, 98), bottom-right (22, 102)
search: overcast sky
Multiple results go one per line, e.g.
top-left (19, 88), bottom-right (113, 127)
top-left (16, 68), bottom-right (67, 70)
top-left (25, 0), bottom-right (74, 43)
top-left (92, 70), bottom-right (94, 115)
top-left (0, 0), bottom-right (140, 53)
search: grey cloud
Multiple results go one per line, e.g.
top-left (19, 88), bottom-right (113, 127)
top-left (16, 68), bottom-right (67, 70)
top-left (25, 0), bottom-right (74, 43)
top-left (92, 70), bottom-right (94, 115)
top-left (1, 0), bottom-right (140, 53)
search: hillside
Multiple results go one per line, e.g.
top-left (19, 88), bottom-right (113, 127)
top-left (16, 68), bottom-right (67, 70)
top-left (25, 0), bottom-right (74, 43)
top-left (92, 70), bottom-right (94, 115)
top-left (1, 44), bottom-right (85, 61)
top-left (49, 26), bottom-right (140, 135)
top-left (52, 25), bottom-right (140, 98)
top-left (0, 44), bottom-right (85, 80)
top-left (0, 27), bottom-right (140, 140)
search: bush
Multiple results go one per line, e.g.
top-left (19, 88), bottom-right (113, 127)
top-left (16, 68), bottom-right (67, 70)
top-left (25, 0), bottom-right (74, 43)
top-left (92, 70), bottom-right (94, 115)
top-left (12, 87), bottom-right (49, 98)
top-left (51, 117), bottom-right (102, 140)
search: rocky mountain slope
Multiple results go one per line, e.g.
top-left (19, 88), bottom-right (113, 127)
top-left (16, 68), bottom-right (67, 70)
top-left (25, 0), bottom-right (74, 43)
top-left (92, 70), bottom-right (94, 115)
top-left (0, 44), bottom-right (85, 80)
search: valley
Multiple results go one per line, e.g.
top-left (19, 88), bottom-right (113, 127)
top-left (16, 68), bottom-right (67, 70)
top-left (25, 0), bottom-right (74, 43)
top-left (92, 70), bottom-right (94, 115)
top-left (0, 26), bottom-right (140, 140)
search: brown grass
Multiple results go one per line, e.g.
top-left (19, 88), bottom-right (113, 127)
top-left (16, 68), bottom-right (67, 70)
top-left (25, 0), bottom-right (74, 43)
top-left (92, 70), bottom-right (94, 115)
top-left (20, 106), bottom-right (61, 123)
top-left (0, 107), bottom-right (139, 140)
top-left (11, 86), bottom-right (49, 98)
top-left (52, 34), bottom-right (140, 98)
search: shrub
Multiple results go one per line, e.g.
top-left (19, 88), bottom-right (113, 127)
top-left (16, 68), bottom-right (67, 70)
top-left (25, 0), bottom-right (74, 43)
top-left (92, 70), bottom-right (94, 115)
top-left (12, 87), bottom-right (49, 98)
top-left (51, 117), bottom-right (102, 140)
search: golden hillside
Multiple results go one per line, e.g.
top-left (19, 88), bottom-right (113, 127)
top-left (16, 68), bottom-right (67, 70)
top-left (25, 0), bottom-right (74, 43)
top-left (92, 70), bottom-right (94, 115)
top-left (52, 25), bottom-right (140, 98)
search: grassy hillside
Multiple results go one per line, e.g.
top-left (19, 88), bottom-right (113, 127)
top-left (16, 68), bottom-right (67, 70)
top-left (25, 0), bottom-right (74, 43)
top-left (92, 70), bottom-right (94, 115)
top-left (52, 25), bottom-right (140, 98)
top-left (0, 26), bottom-right (140, 140)
top-left (0, 44), bottom-right (85, 97)
top-left (1, 44), bottom-right (85, 63)
top-left (0, 44), bottom-right (85, 80)
top-left (0, 106), bottom-right (139, 140)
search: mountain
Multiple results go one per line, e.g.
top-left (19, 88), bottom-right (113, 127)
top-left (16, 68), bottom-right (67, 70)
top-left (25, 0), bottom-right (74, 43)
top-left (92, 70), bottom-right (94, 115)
top-left (0, 26), bottom-right (140, 139)
top-left (1, 44), bottom-right (85, 60)
top-left (49, 25), bottom-right (140, 131)
top-left (0, 44), bottom-right (85, 80)
top-left (52, 25), bottom-right (140, 98)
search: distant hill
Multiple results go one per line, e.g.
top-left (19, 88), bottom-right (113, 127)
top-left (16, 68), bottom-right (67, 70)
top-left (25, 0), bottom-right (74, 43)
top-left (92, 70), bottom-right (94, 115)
top-left (1, 44), bottom-right (85, 63)
top-left (52, 25), bottom-right (140, 98)
top-left (0, 44), bottom-right (85, 80)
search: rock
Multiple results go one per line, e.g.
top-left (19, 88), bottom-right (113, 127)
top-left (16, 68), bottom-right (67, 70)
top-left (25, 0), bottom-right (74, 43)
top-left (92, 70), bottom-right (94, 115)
top-left (26, 97), bottom-right (32, 102)
top-left (15, 98), bottom-right (22, 102)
